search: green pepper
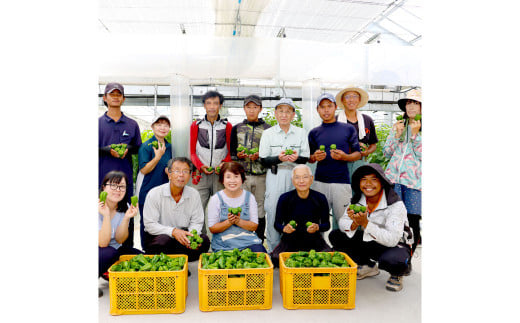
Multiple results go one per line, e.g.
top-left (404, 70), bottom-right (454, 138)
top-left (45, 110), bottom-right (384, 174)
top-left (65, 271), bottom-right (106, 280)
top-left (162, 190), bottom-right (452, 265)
top-left (414, 114), bottom-right (422, 121)
top-left (360, 205), bottom-right (367, 212)
top-left (249, 147), bottom-right (259, 154)
top-left (216, 166), bottom-right (221, 173)
top-left (218, 256), bottom-right (225, 269)
top-left (131, 195), bottom-right (138, 207)
top-left (110, 144), bottom-right (117, 149)
top-left (207, 166), bottom-right (213, 172)
top-left (285, 149), bottom-right (294, 155)
top-left (396, 115), bottom-right (404, 121)
top-left (319, 145), bottom-right (325, 151)
top-left (349, 204), bottom-right (355, 211)
top-left (190, 241), bottom-right (198, 249)
top-left (99, 191), bottom-right (108, 203)
top-left (330, 144), bottom-right (337, 150)
top-left (306, 221), bottom-right (312, 227)
top-left (140, 263), bottom-right (152, 271)
top-left (289, 220), bottom-right (297, 228)
top-left (149, 141), bottom-right (158, 149)
top-left (237, 145), bottom-right (245, 152)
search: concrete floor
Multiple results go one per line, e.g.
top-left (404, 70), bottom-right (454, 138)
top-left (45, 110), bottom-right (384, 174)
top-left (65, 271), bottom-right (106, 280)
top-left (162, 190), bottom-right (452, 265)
top-left (99, 219), bottom-right (421, 323)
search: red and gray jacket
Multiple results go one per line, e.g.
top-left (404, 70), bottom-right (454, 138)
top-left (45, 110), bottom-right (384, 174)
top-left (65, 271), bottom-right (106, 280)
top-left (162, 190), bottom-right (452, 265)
top-left (190, 115), bottom-right (232, 171)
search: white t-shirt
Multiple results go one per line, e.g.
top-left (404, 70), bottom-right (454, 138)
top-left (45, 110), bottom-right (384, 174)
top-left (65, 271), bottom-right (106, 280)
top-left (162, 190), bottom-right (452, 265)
top-left (207, 190), bottom-right (258, 228)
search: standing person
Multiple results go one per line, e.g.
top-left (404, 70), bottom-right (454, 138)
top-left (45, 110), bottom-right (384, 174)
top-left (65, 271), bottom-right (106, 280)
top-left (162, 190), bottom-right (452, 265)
top-left (137, 115), bottom-right (173, 250)
top-left (190, 91), bottom-right (232, 234)
top-left (230, 94), bottom-right (271, 242)
top-left (335, 86), bottom-right (378, 182)
top-left (328, 164), bottom-right (413, 292)
top-left (99, 82), bottom-right (142, 248)
top-left (308, 93), bottom-right (361, 230)
top-left (142, 157), bottom-right (210, 261)
top-left (208, 162), bottom-right (266, 252)
top-left (259, 98), bottom-right (310, 252)
top-left (98, 171), bottom-right (142, 296)
top-left (383, 89), bottom-right (422, 260)
top-left (270, 165), bottom-right (332, 267)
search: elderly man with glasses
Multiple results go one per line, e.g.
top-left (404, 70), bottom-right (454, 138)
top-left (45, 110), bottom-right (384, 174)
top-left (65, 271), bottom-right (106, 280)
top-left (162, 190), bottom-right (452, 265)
top-left (142, 157), bottom-right (210, 261)
top-left (270, 164), bottom-right (332, 267)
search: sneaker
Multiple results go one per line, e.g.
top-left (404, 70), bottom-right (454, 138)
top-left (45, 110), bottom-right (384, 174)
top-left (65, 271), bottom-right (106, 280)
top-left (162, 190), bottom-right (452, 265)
top-left (386, 275), bottom-right (403, 292)
top-left (357, 264), bottom-right (380, 280)
top-left (403, 262), bottom-right (412, 276)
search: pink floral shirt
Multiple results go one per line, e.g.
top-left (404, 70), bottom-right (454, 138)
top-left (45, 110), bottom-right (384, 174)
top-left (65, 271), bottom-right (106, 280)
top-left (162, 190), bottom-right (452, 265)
top-left (383, 129), bottom-right (422, 191)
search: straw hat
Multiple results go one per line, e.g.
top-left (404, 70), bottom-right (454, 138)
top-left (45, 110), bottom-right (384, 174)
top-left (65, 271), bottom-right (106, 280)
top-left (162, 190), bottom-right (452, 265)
top-left (335, 86), bottom-right (369, 110)
top-left (397, 89), bottom-right (422, 111)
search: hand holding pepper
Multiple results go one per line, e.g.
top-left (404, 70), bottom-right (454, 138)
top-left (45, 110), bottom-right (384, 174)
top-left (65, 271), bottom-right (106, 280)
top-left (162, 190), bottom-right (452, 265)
top-left (306, 223), bottom-right (319, 234)
top-left (98, 200), bottom-right (110, 218)
top-left (410, 119), bottom-right (421, 136)
top-left (125, 204), bottom-right (138, 219)
top-left (172, 228), bottom-right (191, 248)
top-left (313, 149), bottom-right (326, 162)
top-left (201, 165), bottom-right (214, 175)
top-left (283, 223), bottom-right (296, 234)
top-left (393, 120), bottom-right (405, 138)
top-left (286, 149), bottom-right (298, 163)
top-left (352, 211), bottom-right (369, 229)
top-left (249, 151), bottom-right (260, 161)
top-left (330, 148), bottom-right (348, 161)
top-left (152, 141), bottom-right (166, 159)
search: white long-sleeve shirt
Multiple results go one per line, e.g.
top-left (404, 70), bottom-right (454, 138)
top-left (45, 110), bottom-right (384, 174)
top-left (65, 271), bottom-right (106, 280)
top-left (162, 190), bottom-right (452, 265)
top-left (143, 183), bottom-right (204, 236)
top-left (338, 190), bottom-right (408, 247)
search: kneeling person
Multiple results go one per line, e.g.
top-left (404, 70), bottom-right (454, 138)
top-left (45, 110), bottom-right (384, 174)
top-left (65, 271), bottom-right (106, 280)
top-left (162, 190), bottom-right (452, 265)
top-left (328, 163), bottom-right (413, 292)
top-left (143, 157), bottom-right (210, 261)
top-left (271, 165), bottom-right (332, 267)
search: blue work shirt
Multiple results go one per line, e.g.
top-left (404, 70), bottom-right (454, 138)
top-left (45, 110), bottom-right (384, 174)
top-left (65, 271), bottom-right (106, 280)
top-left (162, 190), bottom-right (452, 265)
top-left (308, 121), bottom-right (360, 184)
top-left (98, 112), bottom-right (142, 191)
top-left (138, 136), bottom-right (173, 205)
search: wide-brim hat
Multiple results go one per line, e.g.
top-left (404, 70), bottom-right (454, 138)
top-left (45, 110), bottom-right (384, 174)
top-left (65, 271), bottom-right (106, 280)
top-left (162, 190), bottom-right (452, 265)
top-left (397, 89), bottom-right (422, 111)
top-left (335, 86), bottom-right (369, 110)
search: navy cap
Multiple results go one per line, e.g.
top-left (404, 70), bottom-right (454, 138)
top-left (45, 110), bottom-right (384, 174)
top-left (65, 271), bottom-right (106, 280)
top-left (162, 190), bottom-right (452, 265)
top-left (316, 93), bottom-right (336, 107)
top-left (104, 82), bottom-right (125, 96)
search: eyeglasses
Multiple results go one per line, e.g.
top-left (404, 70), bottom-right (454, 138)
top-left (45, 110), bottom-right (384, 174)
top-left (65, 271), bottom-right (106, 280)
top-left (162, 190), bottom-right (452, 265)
top-left (294, 175), bottom-right (311, 181)
top-left (169, 169), bottom-right (191, 175)
top-left (108, 183), bottom-right (126, 191)
top-left (343, 95), bottom-right (360, 100)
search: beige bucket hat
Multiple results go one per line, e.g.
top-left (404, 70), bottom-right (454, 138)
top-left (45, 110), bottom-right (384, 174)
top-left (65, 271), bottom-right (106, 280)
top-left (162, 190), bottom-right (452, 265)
top-left (397, 89), bottom-right (422, 111)
top-left (335, 86), bottom-right (369, 110)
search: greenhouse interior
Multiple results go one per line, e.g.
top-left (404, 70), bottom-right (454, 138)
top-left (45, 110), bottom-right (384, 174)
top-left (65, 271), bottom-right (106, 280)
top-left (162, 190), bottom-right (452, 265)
top-left (98, 0), bottom-right (422, 322)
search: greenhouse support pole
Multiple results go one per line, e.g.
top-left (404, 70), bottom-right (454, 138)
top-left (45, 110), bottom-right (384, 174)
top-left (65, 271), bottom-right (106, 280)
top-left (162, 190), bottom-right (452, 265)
top-left (170, 74), bottom-right (191, 159)
top-left (301, 79), bottom-right (322, 133)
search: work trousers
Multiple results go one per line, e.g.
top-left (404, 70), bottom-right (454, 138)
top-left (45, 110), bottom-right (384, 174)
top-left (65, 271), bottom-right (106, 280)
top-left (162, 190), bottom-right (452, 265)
top-left (243, 174), bottom-right (267, 241)
top-left (329, 229), bottom-right (411, 276)
top-left (311, 181), bottom-right (352, 230)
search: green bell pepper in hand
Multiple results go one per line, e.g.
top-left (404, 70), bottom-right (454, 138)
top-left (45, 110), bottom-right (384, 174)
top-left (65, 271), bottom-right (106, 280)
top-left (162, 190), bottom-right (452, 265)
top-left (330, 144), bottom-right (337, 150)
top-left (319, 145), bottom-right (325, 151)
top-left (99, 191), bottom-right (108, 203)
top-left (289, 220), bottom-right (297, 228)
top-left (131, 196), bottom-right (138, 207)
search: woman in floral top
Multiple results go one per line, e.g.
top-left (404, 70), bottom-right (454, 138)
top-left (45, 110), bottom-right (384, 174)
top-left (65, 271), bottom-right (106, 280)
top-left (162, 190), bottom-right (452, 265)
top-left (383, 89), bottom-right (422, 262)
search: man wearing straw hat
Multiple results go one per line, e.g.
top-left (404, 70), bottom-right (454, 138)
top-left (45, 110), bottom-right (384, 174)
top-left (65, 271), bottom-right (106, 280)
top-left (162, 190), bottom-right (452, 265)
top-left (308, 93), bottom-right (361, 230)
top-left (336, 86), bottom-right (379, 182)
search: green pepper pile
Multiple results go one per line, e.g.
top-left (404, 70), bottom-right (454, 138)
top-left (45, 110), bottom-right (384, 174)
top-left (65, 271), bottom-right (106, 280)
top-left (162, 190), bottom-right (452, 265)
top-left (349, 204), bottom-right (367, 213)
top-left (111, 143), bottom-right (127, 157)
top-left (111, 253), bottom-right (186, 272)
top-left (188, 229), bottom-right (203, 249)
top-left (201, 248), bottom-right (269, 269)
top-left (284, 250), bottom-right (350, 268)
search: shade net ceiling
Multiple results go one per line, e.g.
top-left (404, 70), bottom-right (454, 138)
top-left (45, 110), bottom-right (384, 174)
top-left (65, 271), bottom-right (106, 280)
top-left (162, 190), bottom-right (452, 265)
top-left (99, 0), bottom-right (421, 86)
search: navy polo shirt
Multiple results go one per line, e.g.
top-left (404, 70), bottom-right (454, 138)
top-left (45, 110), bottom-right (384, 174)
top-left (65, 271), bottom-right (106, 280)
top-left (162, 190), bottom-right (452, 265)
top-left (98, 112), bottom-right (142, 189)
top-left (138, 136), bottom-right (173, 205)
top-left (308, 121), bottom-right (360, 184)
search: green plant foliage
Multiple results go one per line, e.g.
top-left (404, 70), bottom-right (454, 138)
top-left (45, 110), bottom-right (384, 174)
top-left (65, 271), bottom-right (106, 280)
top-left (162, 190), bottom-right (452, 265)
top-left (263, 107), bottom-right (303, 128)
top-left (366, 123), bottom-right (391, 170)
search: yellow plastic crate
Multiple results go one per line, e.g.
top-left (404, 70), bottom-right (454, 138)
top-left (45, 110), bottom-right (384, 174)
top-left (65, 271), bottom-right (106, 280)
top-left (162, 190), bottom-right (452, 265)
top-left (279, 252), bottom-right (357, 310)
top-left (198, 252), bottom-right (273, 311)
top-left (108, 254), bottom-right (188, 315)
